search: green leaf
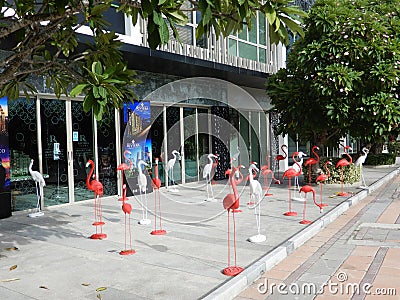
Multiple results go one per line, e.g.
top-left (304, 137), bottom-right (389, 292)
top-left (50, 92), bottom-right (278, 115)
top-left (70, 84), bottom-right (88, 97)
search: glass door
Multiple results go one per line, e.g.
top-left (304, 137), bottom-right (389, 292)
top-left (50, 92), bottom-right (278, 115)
top-left (41, 99), bottom-right (69, 206)
top-left (183, 107), bottom-right (197, 183)
top-left (71, 100), bottom-right (95, 201)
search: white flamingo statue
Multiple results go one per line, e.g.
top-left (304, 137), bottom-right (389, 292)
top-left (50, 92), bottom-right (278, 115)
top-left (137, 160), bottom-right (150, 225)
top-left (290, 151), bottom-right (308, 192)
top-left (247, 162), bottom-right (266, 243)
top-left (203, 153), bottom-right (218, 201)
top-left (28, 159), bottom-right (46, 217)
top-left (166, 150), bottom-right (180, 192)
top-left (355, 147), bottom-right (369, 189)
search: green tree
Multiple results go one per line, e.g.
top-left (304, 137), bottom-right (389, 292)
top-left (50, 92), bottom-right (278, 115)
top-left (0, 0), bottom-right (306, 120)
top-left (266, 0), bottom-right (400, 151)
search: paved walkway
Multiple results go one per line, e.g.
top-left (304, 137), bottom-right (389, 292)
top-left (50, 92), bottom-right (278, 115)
top-left (0, 165), bottom-right (399, 299)
top-left (236, 171), bottom-right (400, 300)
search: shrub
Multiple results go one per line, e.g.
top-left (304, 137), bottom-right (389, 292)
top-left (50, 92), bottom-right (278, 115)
top-left (364, 153), bottom-right (396, 166)
top-left (387, 141), bottom-right (400, 156)
top-left (303, 157), bottom-right (360, 184)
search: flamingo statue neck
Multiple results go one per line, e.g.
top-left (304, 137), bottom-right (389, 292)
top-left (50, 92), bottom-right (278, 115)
top-left (311, 146), bottom-right (320, 162)
top-left (292, 152), bottom-right (302, 175)
top-left (323, 161), bottom-right (332, 177)
top-left (86, 160), bottom-right (95, 190)
top-left (123, 150), bottom-right (133, 169)
top-left (300, 185), bottom-right (323, 212)
top-left (343, 146), bottom-right (353, 164)
top-left (138, 160), bottom-right (146, 174)
top-left (231, 165), bottom-right (244, 199)
top-left (281, 145), bottom-right (288, 159)
top-left (154, 158), bottom-right (159, 178)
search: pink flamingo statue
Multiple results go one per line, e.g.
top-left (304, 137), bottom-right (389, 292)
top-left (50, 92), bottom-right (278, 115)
top-left (336, 146), bottom-right (353, 196)
top-left (151, 158), bottom-right (166, 235)
top-left (275, 144), bottom-right (288, 183)
top-left (86, 159), bottom-right (107, 239)
top-left (282, 152), bottom-right (301, 216)
top-left (260, 156), bottom-right (280, 196)
top-left (316, 160), bottom-right (333, 207)
top-left (304, 146), bottom-right (320, 184)
top-left (120, 196), bottom-right (135, 255)
top-left (222, 165), bottom-right (245, 276)
top-left (298, 185), bottom-right (324, 224)
top-left (225, 167), bottom-right (244, 213)
top-left (117, 150), bottom-right (132, 201)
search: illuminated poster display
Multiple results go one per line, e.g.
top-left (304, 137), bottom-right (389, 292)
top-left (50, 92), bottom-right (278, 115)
top-left (122, 101), bottom-right (152, 195)
top-left (0, 96), bottom-right (11, 219)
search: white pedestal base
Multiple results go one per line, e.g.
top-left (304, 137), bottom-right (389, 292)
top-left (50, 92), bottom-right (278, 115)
top-left (28, 211), bottom-right (44, 218)
top-left (205, 197), bottom-right (217, 202)
top-left (248, 234), bottom-right (266, 243)
top-left (139, 219), bottom-right (151, 225)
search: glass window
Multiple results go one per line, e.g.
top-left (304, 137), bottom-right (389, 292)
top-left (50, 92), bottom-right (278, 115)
top-left (239, 111), bottom-right (250, 167)
top-left (183, 107), bottom-right (197, 183)
top-left (198, 108), bottom-right (209, 174)
top-left (9, 98), bottom-right (39, 211)
top-left (229, 38), bottom-right (237, 56)
top-left (238, 42), bottom-right (257, 60)
top-left (71, 101), bottom-right (95, 202)
top-left (150, 105), bottom-right (165, 185)
top-left (103, 5), bottom-right (125, 35)
top-left (238, 25), bottom-right (247, 40)
top-left (250, 111), bottom-right (260, 163)
top-left (248, 16), bottom-right (257, 44)
top-left (166, 107), bottom-right (181, 185)
top-left (259, 48), bottom-right (266, 63)
top-left (97, 110), bottom-right (117, 196)
top-left (259, 13), bottom-right (266, 45)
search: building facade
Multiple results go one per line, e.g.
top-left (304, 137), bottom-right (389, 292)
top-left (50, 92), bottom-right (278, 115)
top-left (4, 4), bottom-right (287, 213)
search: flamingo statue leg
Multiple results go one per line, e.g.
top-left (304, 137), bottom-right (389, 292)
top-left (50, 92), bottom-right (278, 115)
top-left (319, 183), bottom-right (328, 207)
top-left (284, 179), bottom-right (297, 216)
top-left (151, 189), bottom-right (166, 235)
top-left (299, 185), bottom-right (323, 224)
top-left (223, 210), bottom-right (244, 276)
top-left (338, 167), bottom-right (350, 196)
top-left (300, 192), bottom-right (312, 225)
top-left (91, 194), bottom-right (107, 239)
top-left (120, 201), bottom-right (135, 255)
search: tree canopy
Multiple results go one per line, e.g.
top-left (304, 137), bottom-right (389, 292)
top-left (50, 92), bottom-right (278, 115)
top-left (266, 0), bottom-right (400, 149)
top-left (0, 0), bottom-right (306, 120)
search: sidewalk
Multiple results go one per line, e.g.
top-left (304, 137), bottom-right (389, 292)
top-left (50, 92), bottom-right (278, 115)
top-left (236, 171), bottom-right (400, 300)
top-left (0, 165), bottom-right (399, 300)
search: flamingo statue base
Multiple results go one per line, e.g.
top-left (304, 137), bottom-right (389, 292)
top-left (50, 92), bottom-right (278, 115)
top-left (90, 233), bottom-right (107, 240)
top-left (120, 249), bottom-right (136, 255)
top-left (300, 219), bottom-right (312, 225)
top-left (168, 186), bottom-right (179, 193)
top-left (205, 197), bottom-right (217, 202)
top-left (248, 234), bottom-right (266, 243)
top-left (284, 211), bottom-right (298, 217)
top-left (150, 229), bottom-right (167, 235)
top-left (223, 266), bottom-right (244, 277)
top-left (337, 192), bottom-right (350, 197)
